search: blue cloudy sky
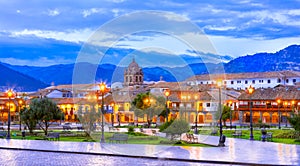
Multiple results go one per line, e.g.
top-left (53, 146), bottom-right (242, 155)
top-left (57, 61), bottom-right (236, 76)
top-left (0, 0), bottom-right (300, 66)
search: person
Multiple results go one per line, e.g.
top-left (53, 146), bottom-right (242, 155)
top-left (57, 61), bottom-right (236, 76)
top-left (261, 128), bottom-right (267, 142)
top-left (22, 127), bottom-right (26, 139)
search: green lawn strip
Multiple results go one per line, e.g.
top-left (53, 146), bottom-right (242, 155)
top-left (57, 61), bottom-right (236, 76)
top-left (202, 128), bottom-right (300, 145)
top-left (6, 130), bottom-right (212, 147)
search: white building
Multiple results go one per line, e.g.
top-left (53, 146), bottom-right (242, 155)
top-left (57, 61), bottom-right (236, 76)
top-left (185, 70), bottom-right (300, 90)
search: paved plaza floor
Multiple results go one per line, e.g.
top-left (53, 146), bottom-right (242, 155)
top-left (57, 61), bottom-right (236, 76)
top-left (0, 134), bottom-right (299, 166)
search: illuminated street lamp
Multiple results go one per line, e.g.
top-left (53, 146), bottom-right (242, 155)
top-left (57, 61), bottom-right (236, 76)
top-left (284, 101), bottom-right (288, 127)
top-left (228, 100), bottom-right (233, 129)
top-left (110, 102), bottom-right (114, 127)
top-left (99, 82), bottom-right (106, 143)
top-left (277, 99), bottom-right (281, 129)
top-left (194, 95), bottom-right (199, 134)
top-left (18, 99), bottom-right (23, 131)
top-left (6, 89), bottom-right (14, 139)
top-left (291, 100), bottom-right (295, 117)
top-left (217, 80), bottom-right (225, 146)
top-left (164, 89), bottom-right (170, 122)
top-left (247, 85), bottom-right (254, 140)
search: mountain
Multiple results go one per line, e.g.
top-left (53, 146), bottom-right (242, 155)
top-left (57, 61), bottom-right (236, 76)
top-left (224, 45), bottom-right (300, 73)
top-left (0, 63), bottom-right (48, 91)
top-left (1, 44), bottom-right (300, 90)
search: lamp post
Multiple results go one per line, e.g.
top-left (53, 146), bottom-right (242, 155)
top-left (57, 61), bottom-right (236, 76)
top-left (229, 101), bottom-right (233, 129)
top-left (194, 95), bottom-right (199, 134)
top-left (99, 82), bottom-right (106, 143)
top-left (217, 81), bottom-right (225, 147)
top-left (291, 100), bottom-right (295, 118)
top-left (18, 99), bottom-right (23, 131)
top-left (277, 99), bottom-right (281, 129)
top-left (110, 103), bottom-right (114, 127)
top-left (284, 101), bottom-right (288, 127)
top-left (247, 85), bottom-right (254, 141)
top-left (6, 89), bottom-right (13, 139)
top-left (164, 89), bottom-right (170, 123)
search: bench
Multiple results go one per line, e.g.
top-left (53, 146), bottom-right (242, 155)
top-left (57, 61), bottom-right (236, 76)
top-left (210, 129), bottom-right (218, 135)
top-left (266, 132), bottom-right (273, 141)
top-left (0, 131), bottom-right (7, 138)
top-left (226, 125), bottom-right (236, 129)
top-left (109, 133), bottom-right (128, 143)
top-left (186, 133), bottom-right (198, 143)
top-left (63, 125), bottom-right (72, 130)
top-left (46, 132), bottom-right (60, 141)
top-left (232, 130), bottom-right (243, 137)
top-left (0, 126), bottom-right (4, 130)
top-left (151, 129), bottom-right (157, 136)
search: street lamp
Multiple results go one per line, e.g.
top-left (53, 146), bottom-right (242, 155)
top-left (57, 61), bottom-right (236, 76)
top-left (164, 89), bottom-right (170, 122)
top-left (277, 99), bottom-right (281, 129)
top-left (18, 99), bottom-right (23, 131)
top-left (284, 101), bottom-right (288, 127)
top-left (99, 82), bottom-right (106, 143)
top-left (194, 95), bottom-right (199, 134)
top-left (110, 102), bottom-right (114, 127)
top-left (6, 89), bottom-right (14, 139)
top-left (217, 80), bottom-right (225, 147)
top-left (229, 100), bottom-right (233, 129)
top-left (247, 85), bottom-right (254, 141)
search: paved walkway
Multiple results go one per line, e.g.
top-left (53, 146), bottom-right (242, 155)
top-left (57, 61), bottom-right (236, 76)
top-left (0, 134), bottom-right (299, 165)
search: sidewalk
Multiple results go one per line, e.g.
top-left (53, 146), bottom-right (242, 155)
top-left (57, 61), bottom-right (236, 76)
top-left (0, 135), bottom-right (299, 165)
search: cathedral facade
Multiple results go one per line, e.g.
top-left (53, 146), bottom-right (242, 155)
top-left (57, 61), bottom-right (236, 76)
top-left (124, 58), bottom-right (144, 86)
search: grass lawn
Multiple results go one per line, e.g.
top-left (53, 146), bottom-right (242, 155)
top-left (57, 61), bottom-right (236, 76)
top-left (6, 130), bottom-right (211, 147)
top-left (202, 128), bottom-right (300, 145)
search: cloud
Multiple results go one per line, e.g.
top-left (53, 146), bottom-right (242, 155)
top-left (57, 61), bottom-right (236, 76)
top-left (47, 9), bottom-right (60, 16)
top-left (208, 35), bottom-right (300, 57)
top-left (8, 28), bottom-right (94, 43)
top-left (82, 8), bottom-right (106, 17)
top-left (0, 57), bottom-right (74, 66)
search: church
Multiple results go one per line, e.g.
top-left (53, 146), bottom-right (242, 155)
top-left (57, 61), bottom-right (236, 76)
top-left (123, 58), bottom-right (144, 86)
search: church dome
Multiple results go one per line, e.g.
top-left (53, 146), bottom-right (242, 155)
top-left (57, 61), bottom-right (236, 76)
top-left (127, 58), bottom-right (142, 74)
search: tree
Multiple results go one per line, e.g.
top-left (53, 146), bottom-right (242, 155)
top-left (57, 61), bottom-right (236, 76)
top-left (132, 92), bottom-right (165, 127)
top-left (20, 107), bottom-right (37, 134)
top-left (215, 105), bottom-right (234, 126)
top-left (77, 104), bottom-right (101, 139)
top-left (288, 112), bottom-right (300, 139)
top-left (29, 98), bottom-right (64, 135)
top-left (162, 118), bottom-right (190, 140)
top-left (131, 105), bottom-right (144, 126)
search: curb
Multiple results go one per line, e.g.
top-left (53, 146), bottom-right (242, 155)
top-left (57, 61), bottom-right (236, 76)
top-left (0, 146), bottom-right (286, 166)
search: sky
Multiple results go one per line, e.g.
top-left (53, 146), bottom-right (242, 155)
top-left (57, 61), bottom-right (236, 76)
top-left (0, 0), bottom-right (300, 66)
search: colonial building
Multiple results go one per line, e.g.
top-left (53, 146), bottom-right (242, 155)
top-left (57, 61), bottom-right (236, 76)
top-left (124, 58), bottom-right (144, 86)
top-left (186, 70), bottom-right (300, 90)
top-left (238, 85), bottom-right (300, 125)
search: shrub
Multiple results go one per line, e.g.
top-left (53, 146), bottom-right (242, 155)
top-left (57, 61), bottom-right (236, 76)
top-left (128, 126), bottom-right (135, 133)
top-left (159, 119), bottom-right (174, 132)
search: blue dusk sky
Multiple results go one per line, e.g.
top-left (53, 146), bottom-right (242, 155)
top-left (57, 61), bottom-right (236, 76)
top-left (0, 0), bottom-right (300, 66)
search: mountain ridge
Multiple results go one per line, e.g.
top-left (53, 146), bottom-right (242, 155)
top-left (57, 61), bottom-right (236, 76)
top-left (1, 44), bottom-right (299, 91)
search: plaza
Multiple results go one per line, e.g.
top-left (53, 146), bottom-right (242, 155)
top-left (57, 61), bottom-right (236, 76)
top-left (0, 134), bottom-right (299, 165)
